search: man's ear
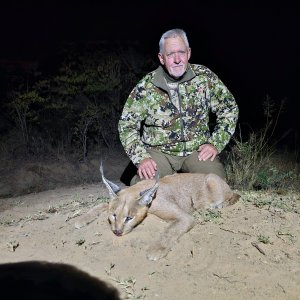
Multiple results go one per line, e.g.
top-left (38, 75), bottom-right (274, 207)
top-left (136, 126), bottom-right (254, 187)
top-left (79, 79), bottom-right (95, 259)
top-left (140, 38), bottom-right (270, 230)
top-left (187, 47), bottom-right (191, 60)
top-left (158, 53), bottom-right (165, 65)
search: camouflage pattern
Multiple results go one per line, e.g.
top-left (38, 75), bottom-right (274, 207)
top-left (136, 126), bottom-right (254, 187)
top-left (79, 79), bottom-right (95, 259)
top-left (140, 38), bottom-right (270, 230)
top-left (118, 64), bottom-right (239, 166)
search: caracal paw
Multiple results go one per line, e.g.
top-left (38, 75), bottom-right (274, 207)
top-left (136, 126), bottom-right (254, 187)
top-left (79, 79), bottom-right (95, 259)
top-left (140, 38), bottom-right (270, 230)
top-left (147, 244), bottom-right (170, 261)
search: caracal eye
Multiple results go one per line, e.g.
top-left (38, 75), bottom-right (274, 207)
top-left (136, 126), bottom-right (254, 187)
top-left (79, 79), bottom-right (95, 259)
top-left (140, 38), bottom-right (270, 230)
top-left (108, 213), bottom-right (116, 224)
top-left (124, 216), bottom-right (133, 223)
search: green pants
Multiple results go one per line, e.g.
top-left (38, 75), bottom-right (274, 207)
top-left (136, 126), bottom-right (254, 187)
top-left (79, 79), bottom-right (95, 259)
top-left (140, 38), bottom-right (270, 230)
top-left (130, 149), bottom-right (225, 185)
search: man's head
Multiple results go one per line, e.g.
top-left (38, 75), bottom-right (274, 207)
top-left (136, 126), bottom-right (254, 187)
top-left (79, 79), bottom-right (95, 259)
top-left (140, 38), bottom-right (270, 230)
top-left (158, 29), bottom-right (191, 79)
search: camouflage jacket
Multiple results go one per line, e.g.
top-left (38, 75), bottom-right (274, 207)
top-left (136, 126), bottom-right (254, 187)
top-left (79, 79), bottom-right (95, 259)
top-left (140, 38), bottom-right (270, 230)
top-left (118, 64), bottom-right (239, 166)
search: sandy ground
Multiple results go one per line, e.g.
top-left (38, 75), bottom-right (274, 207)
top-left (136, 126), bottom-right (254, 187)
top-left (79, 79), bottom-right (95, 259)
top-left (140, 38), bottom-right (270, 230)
top-left (0, 176), bottom-right (300, 300)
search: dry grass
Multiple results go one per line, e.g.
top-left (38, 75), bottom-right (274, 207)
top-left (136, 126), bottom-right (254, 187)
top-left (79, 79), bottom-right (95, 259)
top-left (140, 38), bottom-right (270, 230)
top-left (225, 97), bottom-right (299, 191)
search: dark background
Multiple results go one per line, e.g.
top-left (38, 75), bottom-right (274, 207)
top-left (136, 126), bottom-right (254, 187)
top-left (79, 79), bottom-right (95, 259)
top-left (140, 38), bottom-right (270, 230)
top-left (0, 0), bottom-right (299, 148)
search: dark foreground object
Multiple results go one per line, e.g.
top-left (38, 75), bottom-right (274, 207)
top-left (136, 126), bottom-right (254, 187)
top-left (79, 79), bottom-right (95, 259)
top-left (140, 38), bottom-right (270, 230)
top-left (0, 261), bottom-right (120, 300)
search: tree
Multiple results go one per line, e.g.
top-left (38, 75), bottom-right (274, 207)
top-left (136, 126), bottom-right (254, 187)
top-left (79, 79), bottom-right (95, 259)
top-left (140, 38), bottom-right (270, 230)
top-left (4, 41), bottom-right (154, 159)
top-left (8, 89), bottom-right (44, 153)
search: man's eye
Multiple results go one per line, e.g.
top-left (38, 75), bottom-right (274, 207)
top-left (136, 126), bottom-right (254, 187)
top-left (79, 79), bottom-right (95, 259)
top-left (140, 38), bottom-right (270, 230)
top-left (124, 216), bottom-right (133, 223)
top-left (166, 52), bottom-right (176, 58)
top-left (166, 51), bottom-right (186, 58)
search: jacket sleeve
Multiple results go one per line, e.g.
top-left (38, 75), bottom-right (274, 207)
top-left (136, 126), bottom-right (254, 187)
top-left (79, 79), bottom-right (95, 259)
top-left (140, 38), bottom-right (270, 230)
top-left (118, 84), bottom-right (152, 166)
top-left (207, 72), bottom-right (239, 153)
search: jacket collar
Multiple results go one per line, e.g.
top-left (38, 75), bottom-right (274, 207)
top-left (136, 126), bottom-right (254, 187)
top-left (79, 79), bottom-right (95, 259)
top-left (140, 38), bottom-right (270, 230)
top-left (152, 64), bottom-right (196, 91)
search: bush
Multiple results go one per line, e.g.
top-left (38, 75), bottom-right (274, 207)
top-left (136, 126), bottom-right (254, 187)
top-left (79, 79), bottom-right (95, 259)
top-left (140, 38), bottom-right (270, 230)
top-left (225, 96), bottom-right (299, 191)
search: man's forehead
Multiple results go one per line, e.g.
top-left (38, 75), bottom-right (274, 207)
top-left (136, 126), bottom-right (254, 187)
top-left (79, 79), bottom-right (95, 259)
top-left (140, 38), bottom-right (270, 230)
top-left (164, 36), bottom-right (186, 49)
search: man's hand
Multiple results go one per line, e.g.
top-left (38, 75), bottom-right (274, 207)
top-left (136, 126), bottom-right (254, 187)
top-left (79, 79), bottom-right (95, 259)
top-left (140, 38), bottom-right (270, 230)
top-left (197, 144), bottom-right (219, 161)
top-left (138, 158), bottom-right (157, 179)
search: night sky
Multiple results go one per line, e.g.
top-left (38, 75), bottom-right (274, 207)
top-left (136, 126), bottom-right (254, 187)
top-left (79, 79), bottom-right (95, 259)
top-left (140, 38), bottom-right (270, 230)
top-left (1, 1), bottom-right (299, 145)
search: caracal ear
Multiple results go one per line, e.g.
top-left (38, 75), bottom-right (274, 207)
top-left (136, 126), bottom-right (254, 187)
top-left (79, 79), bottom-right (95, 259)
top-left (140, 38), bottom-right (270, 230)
top-left (138, 182), bottom-right (159, 206)
top-left (99, 162), bottom-right (121, 198)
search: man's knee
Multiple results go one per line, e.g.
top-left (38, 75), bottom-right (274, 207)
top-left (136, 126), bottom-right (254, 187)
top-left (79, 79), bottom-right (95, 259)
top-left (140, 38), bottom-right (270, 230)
top-left (182, 151), bottom-right (225, 179)
top-left (147, 149), bottom-right (174, 178)
top-left (129, 150), bottom-right (174, 186)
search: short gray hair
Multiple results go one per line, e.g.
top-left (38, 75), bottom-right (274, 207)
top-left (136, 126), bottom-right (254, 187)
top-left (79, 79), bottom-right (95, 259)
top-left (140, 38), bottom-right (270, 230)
top-left (159, 29), bottom-right (190, 53)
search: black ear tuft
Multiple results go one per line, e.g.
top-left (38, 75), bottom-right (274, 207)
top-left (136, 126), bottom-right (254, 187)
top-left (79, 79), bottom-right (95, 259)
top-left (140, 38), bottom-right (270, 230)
top-left (99, 162), bottom-right (121, 197)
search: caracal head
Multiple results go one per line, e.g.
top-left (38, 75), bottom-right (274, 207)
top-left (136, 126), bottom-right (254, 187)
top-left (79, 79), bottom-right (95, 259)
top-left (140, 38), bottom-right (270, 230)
top-left (100, 163), bottom-right (159, 237)
top-left (107, 190), bottom-right (151, 236)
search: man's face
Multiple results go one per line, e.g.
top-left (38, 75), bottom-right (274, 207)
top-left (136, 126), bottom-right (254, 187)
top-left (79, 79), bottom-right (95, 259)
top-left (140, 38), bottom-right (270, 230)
top-left (158, 36), bottom-right (191, 79)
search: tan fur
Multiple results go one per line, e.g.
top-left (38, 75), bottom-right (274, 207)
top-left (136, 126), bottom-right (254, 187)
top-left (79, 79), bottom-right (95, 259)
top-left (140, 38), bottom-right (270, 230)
top-left (75, 172), bottom-right (240, 261)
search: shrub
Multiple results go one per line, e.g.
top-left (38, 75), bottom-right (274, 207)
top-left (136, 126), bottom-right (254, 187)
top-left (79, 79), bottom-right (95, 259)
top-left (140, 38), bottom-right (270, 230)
top-left (225, 96), bottom-right (299, 190)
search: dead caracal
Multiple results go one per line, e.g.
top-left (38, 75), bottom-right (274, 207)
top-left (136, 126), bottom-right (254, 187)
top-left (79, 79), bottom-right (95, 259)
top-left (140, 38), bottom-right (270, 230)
top-left (75, 164), bottom-right (240, 261)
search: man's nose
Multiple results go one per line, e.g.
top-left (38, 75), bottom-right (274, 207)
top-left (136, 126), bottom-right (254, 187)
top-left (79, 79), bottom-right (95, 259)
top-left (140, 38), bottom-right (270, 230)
top-left (173, 53), bottom-right (181, 63)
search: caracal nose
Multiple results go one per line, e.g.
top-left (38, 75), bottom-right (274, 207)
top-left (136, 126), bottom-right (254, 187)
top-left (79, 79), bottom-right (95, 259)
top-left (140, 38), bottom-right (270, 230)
top-left (113, 229), bottom-right (123, 236)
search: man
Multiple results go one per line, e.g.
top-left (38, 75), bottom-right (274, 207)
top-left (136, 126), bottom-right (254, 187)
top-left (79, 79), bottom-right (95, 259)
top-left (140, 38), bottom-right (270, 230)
top-left (119, 29), bottom-right (238, 185)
